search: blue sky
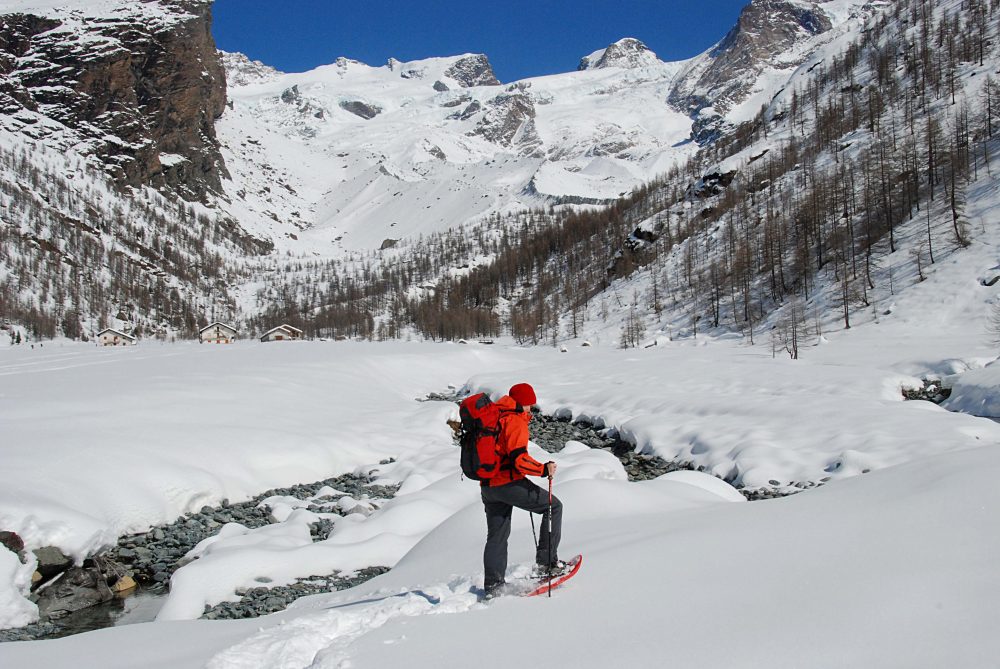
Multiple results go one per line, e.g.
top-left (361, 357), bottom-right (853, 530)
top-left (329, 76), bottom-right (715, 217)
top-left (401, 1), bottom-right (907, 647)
top-left (212, 1), bottom-right (749, 82)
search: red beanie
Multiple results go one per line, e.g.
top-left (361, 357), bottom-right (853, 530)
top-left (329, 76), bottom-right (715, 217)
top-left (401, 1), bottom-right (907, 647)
top-left (509, 383), bottom-right (537, 407)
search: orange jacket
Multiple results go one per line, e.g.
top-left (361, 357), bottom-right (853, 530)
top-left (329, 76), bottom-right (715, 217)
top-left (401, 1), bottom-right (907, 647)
top-left (482, 395), bottom-right (547, 487)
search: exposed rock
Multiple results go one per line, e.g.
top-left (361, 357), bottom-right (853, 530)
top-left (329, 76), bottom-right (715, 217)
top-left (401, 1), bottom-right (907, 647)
top-left (669, 0), bottom-right (835, 116)
top-left (111, 574), bottom-right (137, 594)
top-left (578, 38), bottom-right (661, 70)
top-left (0, 530), bottom-right (25, 558)
top-left (589, 138), bottom-right (635, 157)
top-left (33, 546), bottom-right (73, 579)
top-left (444, 54), bottom-right (500, 87)
top-left (379, 238), bottom-right (398, 250)
top-left (220, 50), bottom-right (280, 87)
top-left (398, 65), bottom-right (426, 79)
top-left (433, 80), bottom-right (450, 92)
top-left (440, 94), bottom-right (470, 108)
top-left (687, 170), bottom-right (738, 199)
top-left (690, 108), bottom-right (735, 145)
top-left (34, 564), bottom-right (114, 620)
top-left (448, 100), bottom-right (482, 121)
top-left (470, 92), bottom-right (541, 156)
top-left (0, 0), bottom-right (230, 201)
top-left (339, 100), bottom-right (382, 120)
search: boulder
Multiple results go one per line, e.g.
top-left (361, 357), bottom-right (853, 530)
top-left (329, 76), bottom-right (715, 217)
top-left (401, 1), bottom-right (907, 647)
top-left (339, 100), bottom-right (382, 120)
top-left (34, 565), bottom-right (114, 620)
top-left (0, 530), bottom-right (25, 559)
top-left (33, 546), bottom-right (73, 578)
top-left (111, 574), bottom-right (137, 594)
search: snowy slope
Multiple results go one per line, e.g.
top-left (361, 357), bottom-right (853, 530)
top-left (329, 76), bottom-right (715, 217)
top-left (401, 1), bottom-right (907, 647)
top-left (1, 424), bottom-right (997, 666)
top-left (670, 0), bottom-right (881, 123)
top-left (0, 0), bottom-right (201, 24)
top-left (2, 277), bottom-right (999, 629)
top-left (216, 43), bottom-right (695, 253)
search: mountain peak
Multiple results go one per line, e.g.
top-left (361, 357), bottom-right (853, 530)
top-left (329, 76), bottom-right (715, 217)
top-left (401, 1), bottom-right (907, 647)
top-left (443, 54), bottom-right (501, 87)
top-left (578, 38), bottom-right (660, 71)
top-left (220, 51), bottom-right (281, 87)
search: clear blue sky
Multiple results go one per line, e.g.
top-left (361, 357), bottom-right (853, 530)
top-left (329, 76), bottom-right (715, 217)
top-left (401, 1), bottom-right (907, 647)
top-left (212, 1), bottom-right (750, 82)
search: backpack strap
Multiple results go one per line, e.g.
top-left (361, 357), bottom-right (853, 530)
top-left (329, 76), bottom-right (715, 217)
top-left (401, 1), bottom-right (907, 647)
top-left (496, 406), bottom-right (527, 471)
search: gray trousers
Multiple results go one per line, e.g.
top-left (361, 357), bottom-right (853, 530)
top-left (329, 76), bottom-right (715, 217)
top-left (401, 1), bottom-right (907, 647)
top-left (481, 478), bottom-right (563, 590)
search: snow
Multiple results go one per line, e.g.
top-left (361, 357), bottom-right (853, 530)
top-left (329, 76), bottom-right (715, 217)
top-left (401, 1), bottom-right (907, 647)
top-left (217, 49), bottom-right (694, 253)
top-left (158, 153), bottom-right (187, 167)
top-left (3, 434), bottom-right (999, 667)
top-left (0, 548), bottom-right (36, 630)
top-left (944, 361), bottom-right (1000, 417)
top-left (3, 0), bottom-right (199, 25)
top-left (3, 280), bottom-right (1000, 662)
top-left (3, 0), bottom-right (1000, 664)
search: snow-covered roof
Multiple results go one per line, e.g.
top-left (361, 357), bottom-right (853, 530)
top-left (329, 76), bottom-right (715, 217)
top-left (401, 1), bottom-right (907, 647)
top-left (198, 322), bottom-right (237, 334)
top-left (262, 324), bottom-right (303, 336)
top-left (97, 328), bottom-right (135, 340)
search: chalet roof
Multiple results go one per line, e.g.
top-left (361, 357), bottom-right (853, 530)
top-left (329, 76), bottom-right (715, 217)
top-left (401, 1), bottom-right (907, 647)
top-left (97, 328), bottom-right (135, 340)
top-left (199, 321), bottom-right (237, 334)
top-left (261, 324), bottom-right (303, 337)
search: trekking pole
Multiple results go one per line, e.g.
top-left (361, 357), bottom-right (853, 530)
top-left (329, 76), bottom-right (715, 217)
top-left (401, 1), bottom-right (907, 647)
top-left (547, 473), bottom-right (553, 598)
top-left (529, 511), bottom-right (538, 552)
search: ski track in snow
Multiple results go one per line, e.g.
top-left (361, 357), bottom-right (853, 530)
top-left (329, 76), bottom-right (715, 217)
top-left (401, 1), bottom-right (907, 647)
top-left (205, 580), bottom-right (481, 669)
top-left (0, 349), bottom-right (189, 376)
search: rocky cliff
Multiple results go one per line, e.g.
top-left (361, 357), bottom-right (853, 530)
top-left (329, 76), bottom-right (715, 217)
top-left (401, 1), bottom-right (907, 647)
top-left (578, 38), bottom-right (661, 70)
top-left (669, 0), bottom-right (838, 118)
top-left (0, 0), bottom-right (228, 201)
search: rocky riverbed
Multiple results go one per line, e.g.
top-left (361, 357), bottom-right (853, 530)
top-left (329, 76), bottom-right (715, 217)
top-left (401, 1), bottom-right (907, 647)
top-left (0, 471), bottom-right (399, 642)
top-left (901, 378), bottom-right (952, 404)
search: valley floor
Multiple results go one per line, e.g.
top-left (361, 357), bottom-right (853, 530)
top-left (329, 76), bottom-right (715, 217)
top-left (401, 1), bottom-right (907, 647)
top-left (1, 309), bottom-right (998, 666)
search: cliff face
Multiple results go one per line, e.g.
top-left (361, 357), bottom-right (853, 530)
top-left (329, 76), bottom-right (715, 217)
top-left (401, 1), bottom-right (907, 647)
top-left (0, 0), bottom-right (227, 201)
top-left (668, 0), bottom-right (836, 118)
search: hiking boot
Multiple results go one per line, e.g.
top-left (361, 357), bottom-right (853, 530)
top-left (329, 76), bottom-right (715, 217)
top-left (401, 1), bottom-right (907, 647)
top-left (532, 560), bottom-right (568, 579)
top-left (483, 581), bottom-right (505, 600)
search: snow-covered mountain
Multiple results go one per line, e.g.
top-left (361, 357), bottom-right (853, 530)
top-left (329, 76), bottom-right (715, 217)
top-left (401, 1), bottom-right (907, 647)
top-left (215, 1), bottom-right (885, 255)
top-left (670, 0), bottom-right (882, 138)
top-left (216, 40), bottom-right (693, 252)
top-left (0, 0), bottom-right (933, 344)
top-left (4, 0), bottom-right (1000, 661)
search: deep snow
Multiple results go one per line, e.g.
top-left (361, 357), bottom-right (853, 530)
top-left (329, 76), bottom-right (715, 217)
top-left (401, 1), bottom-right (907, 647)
top-left (2, 314), bottom-right (999, 665)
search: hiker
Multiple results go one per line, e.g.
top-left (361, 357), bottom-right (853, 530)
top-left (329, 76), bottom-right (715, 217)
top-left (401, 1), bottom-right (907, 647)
top-left (480, 383), bottom-right (564, 598)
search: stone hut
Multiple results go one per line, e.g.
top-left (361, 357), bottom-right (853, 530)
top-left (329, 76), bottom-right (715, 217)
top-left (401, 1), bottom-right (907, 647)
top-left (199, 322), bottom-right (237, 344)
top-left (97, 328), bottom-right (136, 346)
top-left (260, 324), bottom-right (304, 343)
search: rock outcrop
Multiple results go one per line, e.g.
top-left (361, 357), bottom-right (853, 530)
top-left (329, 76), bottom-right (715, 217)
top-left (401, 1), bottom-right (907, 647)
top-left (339, 100), bottom-right (382, 120)
top-left (0, 0), bottom-right (229, 201)
top-left (669, 0), bottom-right (836, 118)
top-left (578, 38), bottom-right (661, 70)
top-left (470, 89), bottom-right (541, 156)
top-left (220, 50), bottom-right (280, 87)
top-left (444, 54), bottom-right (501, 87)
